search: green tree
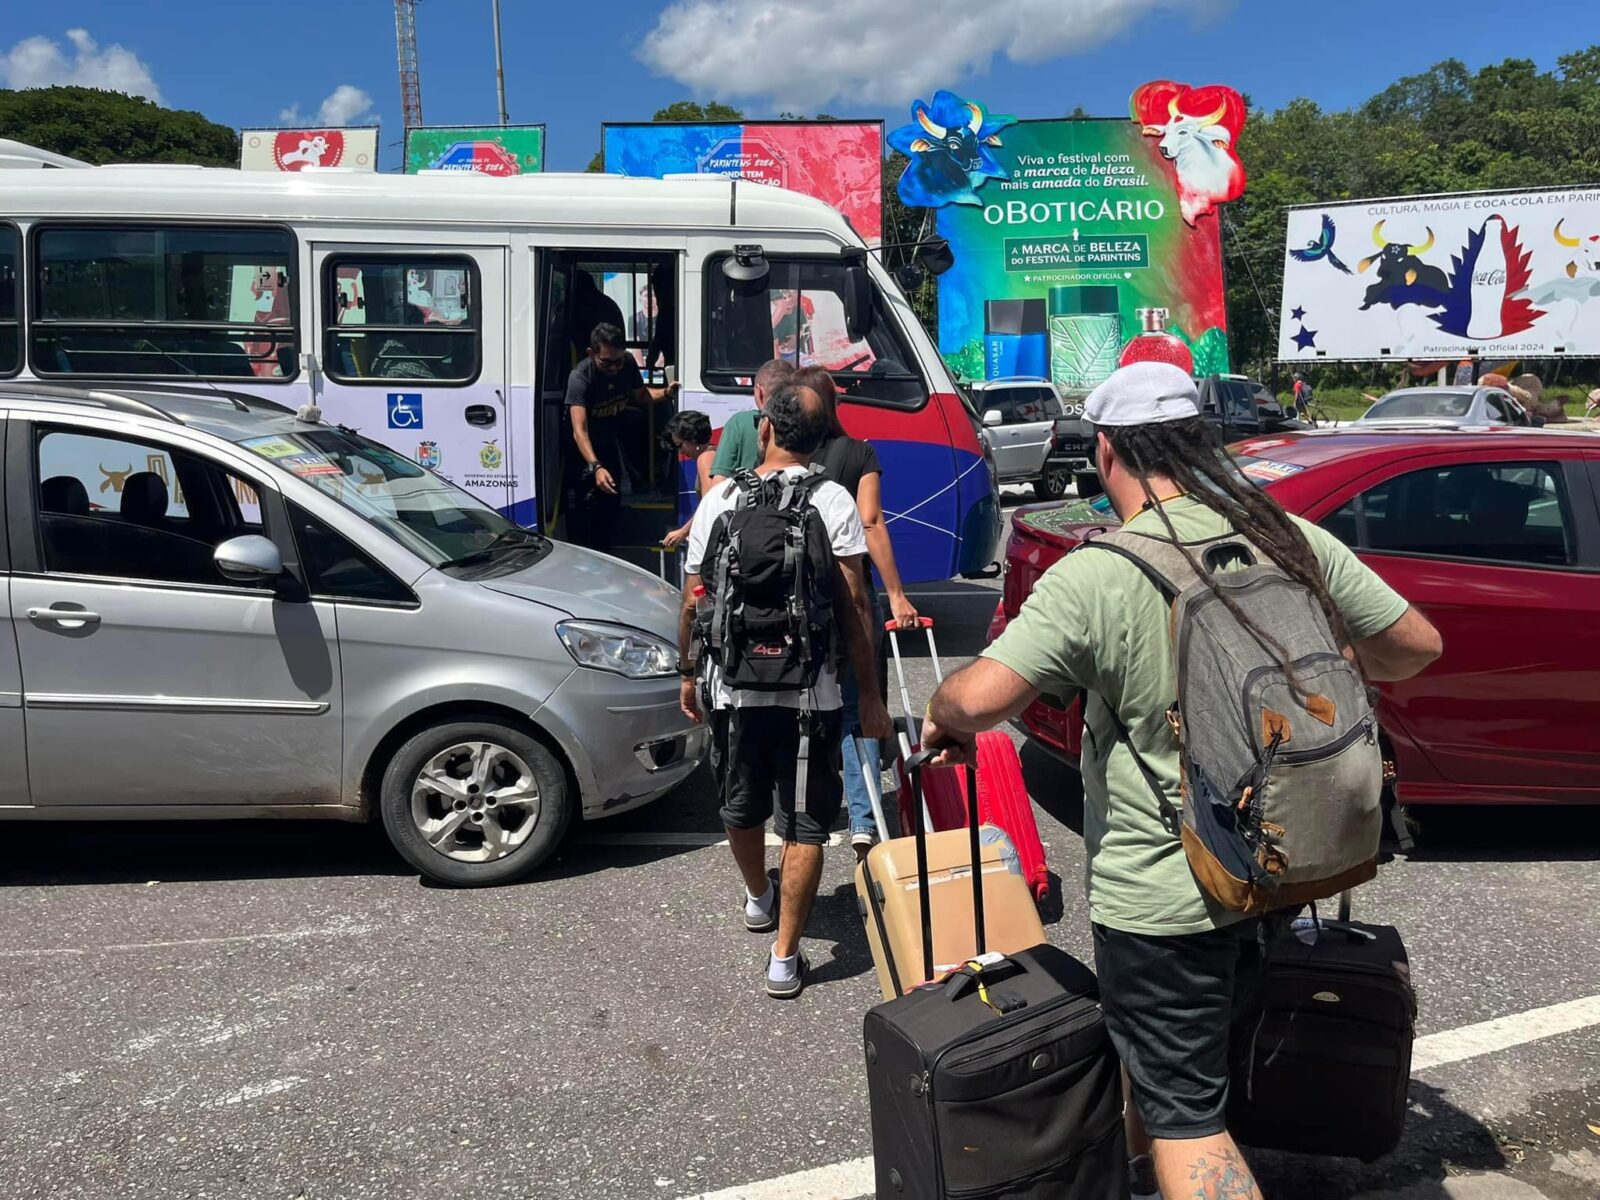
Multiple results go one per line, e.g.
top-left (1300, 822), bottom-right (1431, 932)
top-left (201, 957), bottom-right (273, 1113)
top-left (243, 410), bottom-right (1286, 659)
top-left (586, 100), bottom-right (746, 170)
top-left (0, 86), bottom-right (237, 165)
top-left (1224, 45), bottom-right (1600, 376)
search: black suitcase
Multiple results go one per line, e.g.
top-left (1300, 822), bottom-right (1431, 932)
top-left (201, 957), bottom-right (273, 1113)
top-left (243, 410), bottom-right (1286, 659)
top-left (862, 750), bottom-right (1125, 1199)
top-left (1228, 895), bottom-right (1417, 1162)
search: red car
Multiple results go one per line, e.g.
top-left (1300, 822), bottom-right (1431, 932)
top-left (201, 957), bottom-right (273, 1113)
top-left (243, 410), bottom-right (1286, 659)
top-left (989, 427), bottom-right (1600, 806)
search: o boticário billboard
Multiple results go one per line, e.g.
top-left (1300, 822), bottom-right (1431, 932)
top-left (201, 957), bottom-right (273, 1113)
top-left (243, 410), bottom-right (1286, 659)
top-left (239, 127), bottom-right (379, 172)
top-left (1278, 186), bottom-right (1600, 361)
top-left (901, 83), bottom-right (1244, 387)
top-left (602, 121), bottom-right (883, 247)
top-left (405, 125), bottom-right (545, 176)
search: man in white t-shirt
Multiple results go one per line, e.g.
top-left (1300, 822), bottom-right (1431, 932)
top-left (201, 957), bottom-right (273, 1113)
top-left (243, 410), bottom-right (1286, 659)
top-left (679, 382), bottom-right (892, 999)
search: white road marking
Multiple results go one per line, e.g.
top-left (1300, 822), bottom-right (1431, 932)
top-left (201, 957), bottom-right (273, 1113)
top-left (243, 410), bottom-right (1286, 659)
top-left (0, 922), bottom-right (372, 959)
top-left (212, 1076), bottom-right (306, 1106)
top-left (1410, 992), bottom-right (1600, 1073)
top-left (678, 1156), bottom-right (874, 1200)
top-left (676, 991), bottom-right (1600, 1200)
top-left (578, 831), bottom-right (846, 849)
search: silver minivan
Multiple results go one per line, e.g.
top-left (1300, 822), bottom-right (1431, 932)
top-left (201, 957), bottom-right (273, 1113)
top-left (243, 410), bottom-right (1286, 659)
top-left (0, 382), bottom-right (705, 885)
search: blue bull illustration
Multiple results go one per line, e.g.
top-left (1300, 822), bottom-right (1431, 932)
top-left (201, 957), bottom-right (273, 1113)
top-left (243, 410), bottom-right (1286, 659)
top-left (889, 90), bottom-right (1016, 209)
top-left (1357, 221), bottom-right (1450, 311)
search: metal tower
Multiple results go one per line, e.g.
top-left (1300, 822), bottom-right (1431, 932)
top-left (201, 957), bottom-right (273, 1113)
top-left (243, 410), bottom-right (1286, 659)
top-left (395, 0), bottom-right (423, 131)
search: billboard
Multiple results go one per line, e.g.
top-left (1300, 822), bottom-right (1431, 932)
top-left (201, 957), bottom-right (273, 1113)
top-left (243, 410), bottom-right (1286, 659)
top-left (1278, 186), bottom-right (1600, 360)
top-left (602, 120), bottom-right (883, 246)
top-left (405, 125), bottom-right (545, 176)
top-left (916, 102), bottom-right (1230, 386)
top-left (240, 127), bottom-right (379, 172)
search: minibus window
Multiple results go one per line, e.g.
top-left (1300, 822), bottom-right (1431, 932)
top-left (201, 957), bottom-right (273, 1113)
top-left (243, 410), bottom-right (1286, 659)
top-left (705, 256), bottom-right (923, 406)
top-left (0, 227), bottom-right (18, 377)
top-left (324, 256), bottom-right (480, 385)
top-left (31, 225), bottom-right (298, 381)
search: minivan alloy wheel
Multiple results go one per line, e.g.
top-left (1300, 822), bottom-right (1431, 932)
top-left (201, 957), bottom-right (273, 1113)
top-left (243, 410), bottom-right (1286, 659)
top-left (411, 740), bottom-right (541, 863)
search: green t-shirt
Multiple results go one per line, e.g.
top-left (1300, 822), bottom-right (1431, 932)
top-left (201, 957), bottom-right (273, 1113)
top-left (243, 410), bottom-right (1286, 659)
top-left (710, 408), bottom-right (761, 478)
top-left (983, 495), bottom-right (1409, 937)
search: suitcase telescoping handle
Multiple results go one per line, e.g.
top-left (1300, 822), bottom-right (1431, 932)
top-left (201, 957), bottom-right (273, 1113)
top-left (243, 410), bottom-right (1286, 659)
top-left (886, 618), bottom-right (942, 833)
top-left (904, 746), bottom-right (984, 983)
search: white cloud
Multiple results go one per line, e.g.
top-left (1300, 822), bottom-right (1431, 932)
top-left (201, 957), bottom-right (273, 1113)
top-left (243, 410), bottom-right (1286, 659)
top-left (640, 0), bottom-right (1225, 110)
top-left (0, 27), bottom-right (162, 103)
top-left (278, 85), bottom-right (375, 128)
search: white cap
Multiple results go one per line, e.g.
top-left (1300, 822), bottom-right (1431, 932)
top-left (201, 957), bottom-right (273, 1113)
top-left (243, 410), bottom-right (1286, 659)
top-left (1083, 362), bottom-right (1200, 427)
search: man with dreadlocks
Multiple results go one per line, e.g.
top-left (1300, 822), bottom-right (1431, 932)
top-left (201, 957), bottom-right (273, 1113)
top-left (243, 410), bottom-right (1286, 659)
top-left (920, 362), bottom-right (1441, 1199)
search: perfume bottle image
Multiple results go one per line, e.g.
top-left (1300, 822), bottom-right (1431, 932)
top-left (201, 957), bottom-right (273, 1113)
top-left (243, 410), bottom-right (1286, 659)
top-left (1048, 286), bottom-right (1122, 389)
top-left (1119, 307), bottom-right (1194, 374)
top-left (984, 299), bottom-right (1049, 379)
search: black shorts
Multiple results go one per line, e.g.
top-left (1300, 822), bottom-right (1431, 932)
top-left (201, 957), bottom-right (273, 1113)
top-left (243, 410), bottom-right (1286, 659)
top-left (711, 707), bottom-right (843, 846)
top-left (1092, 919), bottom-right (1267, 1141)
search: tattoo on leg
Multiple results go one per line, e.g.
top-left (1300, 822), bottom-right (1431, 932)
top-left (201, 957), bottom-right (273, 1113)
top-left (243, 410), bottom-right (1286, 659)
top-left (1187, 1148), bottom-right (1258, 1199)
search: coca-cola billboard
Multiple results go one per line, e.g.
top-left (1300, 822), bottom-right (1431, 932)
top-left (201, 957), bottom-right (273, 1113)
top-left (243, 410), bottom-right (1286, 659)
top-left (1278, 185), bottom-right (1600, 360)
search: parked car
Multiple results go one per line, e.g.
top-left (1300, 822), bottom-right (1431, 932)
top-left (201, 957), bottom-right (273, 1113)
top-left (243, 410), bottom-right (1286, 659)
top-left (990, 427), bottom-right (1600, 808)
top-left (971, 377), bottom-right (1076, 500)
top-left (0, 382), bottom-right (705, 885)
top-left (1357, 385), bottom-right (1537, 428)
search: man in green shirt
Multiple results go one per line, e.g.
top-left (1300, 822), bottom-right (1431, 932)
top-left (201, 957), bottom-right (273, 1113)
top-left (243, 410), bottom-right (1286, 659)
top-left (921, 363), bottom-right (1441, 1200)
top-left (709, 359), bottom-right (797, 484)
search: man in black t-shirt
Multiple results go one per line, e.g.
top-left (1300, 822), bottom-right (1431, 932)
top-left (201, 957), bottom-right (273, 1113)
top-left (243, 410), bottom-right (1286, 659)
top-left (565, 322), bottom-right (677, 553)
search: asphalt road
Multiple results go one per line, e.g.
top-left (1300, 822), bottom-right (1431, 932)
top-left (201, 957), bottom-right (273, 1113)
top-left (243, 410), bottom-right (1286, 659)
top-left (2, 498), bottom-right (1598, 1200)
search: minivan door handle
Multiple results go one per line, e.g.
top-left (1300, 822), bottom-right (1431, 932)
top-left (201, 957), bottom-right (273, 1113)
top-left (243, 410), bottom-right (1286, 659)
top-left (27, 606), bottom-right (101, 629)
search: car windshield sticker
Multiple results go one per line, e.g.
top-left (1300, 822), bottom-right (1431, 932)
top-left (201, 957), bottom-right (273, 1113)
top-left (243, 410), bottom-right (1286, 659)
top-left (1239, 458), bottom-right (1306, 484)
top-left (279, 452), bottom-right (343, 478)
top-left (241, 436), bottom-right (303, 459)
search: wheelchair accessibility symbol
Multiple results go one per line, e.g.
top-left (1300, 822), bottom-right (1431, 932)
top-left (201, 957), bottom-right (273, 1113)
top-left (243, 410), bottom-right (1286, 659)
top-left (387, 393), bottom-right (424, 429)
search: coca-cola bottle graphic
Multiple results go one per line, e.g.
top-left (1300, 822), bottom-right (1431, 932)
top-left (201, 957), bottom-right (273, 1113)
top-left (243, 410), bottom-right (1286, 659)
top-left (1118, 307), bottom-right (1194, 374)
top-left (1467, 216), bottom-right (1509, 341)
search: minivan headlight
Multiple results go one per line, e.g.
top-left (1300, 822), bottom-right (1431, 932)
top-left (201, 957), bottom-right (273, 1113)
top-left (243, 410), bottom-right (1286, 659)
top-left (556, 621), bottom-right (678, 679)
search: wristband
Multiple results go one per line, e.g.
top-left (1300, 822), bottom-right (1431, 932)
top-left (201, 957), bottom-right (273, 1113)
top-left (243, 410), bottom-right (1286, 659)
top-left (678, 665), bottom-right (697, 679)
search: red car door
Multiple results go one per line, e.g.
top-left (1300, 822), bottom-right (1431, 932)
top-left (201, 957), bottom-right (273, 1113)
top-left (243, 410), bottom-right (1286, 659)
top-left (1311, 445), bottom-right (1600, 802)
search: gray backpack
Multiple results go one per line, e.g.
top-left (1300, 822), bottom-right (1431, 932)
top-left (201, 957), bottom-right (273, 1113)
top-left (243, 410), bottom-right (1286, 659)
top-left (1084, 527), bottom-right (1382, 914)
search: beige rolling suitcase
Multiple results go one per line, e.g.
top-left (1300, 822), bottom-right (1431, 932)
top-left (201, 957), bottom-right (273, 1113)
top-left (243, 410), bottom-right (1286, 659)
top-left (853, 742), bottom-right (1048, 1001)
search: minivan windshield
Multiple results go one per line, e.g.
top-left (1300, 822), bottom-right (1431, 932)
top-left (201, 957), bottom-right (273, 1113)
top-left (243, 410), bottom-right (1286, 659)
top-left (240, 429), bottom-right (543, 567)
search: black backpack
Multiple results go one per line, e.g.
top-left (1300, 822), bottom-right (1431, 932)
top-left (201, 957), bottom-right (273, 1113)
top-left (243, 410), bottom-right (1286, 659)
top-left (698, 467), bottom-right (838, 692)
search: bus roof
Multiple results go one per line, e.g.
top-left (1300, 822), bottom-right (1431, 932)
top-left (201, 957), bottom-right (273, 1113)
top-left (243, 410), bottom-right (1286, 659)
top-left (0, 164), bottom-right (864, 244)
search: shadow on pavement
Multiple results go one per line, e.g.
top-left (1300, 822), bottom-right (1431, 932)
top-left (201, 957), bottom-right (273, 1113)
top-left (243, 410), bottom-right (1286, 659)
top-left (1249, 1077), bottom-right (1509, 1199)
top-left (806, 882), bottom-right (876, 986)
top-left (0, 818), bottom-right (408, 886)
top-left (1400, 803), bottom-right (1600, 863)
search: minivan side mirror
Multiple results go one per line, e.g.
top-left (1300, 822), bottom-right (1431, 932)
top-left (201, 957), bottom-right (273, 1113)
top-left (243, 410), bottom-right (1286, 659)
top-left (983, 408), bottom-right (1003, 427)
top-left (216, 535), bottom-right (284, 583)
top-left (843, 260), bottom-right (874, 344)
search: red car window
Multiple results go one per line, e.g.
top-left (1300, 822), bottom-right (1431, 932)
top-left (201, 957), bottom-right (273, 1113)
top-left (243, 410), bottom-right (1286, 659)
top-left (1324, 460), bottom-right (1575, 568)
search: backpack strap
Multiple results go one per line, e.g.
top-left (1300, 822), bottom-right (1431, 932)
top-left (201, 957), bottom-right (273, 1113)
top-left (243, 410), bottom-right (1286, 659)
top-left (731, 469), bottom-right (762, 510)
top-left (1095, 695), bottom-right (1181, 825)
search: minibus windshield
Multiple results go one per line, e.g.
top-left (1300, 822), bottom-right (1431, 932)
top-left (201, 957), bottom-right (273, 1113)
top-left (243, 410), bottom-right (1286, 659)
top-left (240, 429), bottom-right (545, 568)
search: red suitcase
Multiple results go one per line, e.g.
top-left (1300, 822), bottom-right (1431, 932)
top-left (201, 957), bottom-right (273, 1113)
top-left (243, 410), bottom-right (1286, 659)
top-left (886, 619), bottom-right (1051, 902)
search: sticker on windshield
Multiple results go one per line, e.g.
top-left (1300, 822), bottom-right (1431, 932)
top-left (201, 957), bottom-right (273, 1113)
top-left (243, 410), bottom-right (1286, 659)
top-left (280, 452), bottom-right (343, 478)
top-left (1239, 458), bottom-right (1306, 484)
top-left (242, 436), bottom-right (302, 459)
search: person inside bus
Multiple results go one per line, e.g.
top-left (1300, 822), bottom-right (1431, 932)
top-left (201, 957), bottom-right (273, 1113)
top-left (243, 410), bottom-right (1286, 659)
top-left (566, 322), bottom-right (678, 554)
top-left (795, 364), bottom-right (919, 859)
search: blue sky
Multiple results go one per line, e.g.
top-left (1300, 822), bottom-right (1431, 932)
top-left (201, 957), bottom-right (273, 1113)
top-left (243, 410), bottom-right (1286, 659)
top-left (1, 0), bottom-right (1590, 172)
